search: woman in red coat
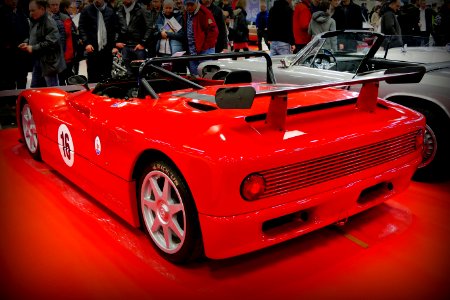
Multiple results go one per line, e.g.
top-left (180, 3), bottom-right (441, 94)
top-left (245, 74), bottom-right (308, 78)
top-left (293, 0), bottom-right (312, 53)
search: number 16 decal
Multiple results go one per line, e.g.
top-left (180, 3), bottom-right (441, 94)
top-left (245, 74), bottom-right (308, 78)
top-left (58, 124), bottom-right (75, 167)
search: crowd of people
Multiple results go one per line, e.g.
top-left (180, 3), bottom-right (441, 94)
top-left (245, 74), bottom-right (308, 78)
top-left (0, 0), bottom-right (449, 90)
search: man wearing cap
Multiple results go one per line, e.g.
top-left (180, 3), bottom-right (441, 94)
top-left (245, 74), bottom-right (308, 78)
top-left (183, 0), bottom-right (218, 75)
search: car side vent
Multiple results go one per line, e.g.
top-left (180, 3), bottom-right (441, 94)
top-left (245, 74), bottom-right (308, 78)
top-left (187, 101), bottom-right (217, 111)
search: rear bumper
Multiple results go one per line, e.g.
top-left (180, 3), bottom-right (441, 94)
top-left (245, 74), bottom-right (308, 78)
top-left (199, 160), bottom-right (418, 259)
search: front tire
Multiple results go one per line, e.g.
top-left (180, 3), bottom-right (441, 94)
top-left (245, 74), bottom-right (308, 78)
top-left (138, 161), bottom-right (203, 263)
top-left (21, 101), bottom-right (41, 160)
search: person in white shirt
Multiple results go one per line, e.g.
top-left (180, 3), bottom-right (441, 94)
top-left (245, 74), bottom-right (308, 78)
top-left (418, 0), bottom-right (435, 45)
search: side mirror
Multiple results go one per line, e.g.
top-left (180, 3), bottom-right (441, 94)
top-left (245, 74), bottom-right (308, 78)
top-left (67, 75), bottom-right (89, 90)
top-left (215, 86), bottom-right (256, 109)
top-left (384, 66), bottom-right (426, 84)
top-left (280, 58), bottom-right (288, 69)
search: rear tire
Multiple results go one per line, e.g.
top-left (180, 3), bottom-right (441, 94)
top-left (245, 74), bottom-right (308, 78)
top-left (412, 106), bottom-right (450, 181)
top-left (20, 101), bottom-right (41, 161)
top-left (138, 161), bottom-right (203, 263)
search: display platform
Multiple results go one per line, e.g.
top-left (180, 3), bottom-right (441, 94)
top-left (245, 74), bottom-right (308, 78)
top-left (1, 128), bottom-right (449, 299)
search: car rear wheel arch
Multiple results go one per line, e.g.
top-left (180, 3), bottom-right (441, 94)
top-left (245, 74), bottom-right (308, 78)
top-left (133, 150), bottom-right (204, 263)
top-left (387, 96), bottom-right (450, 181)
top-left (132, 149), bottom-right (173, 181)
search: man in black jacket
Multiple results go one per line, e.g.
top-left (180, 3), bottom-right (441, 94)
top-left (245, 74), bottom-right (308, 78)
top-left (332, 0), bottom-right (363, 30)
top-left (381, 0), bottom-right (403, 48)
top-left (267, 0), bottom-right (295, 56)
top-left (116, 0), bottom-right (152, 75)
top-left (398, 0), bottom-right (420, 46)
top-left (19, 0), bottom-right (66, 87)
top-left (333, 0), bottom-right (363, 51)
top-left (78, 0), bottom-right (118, 83)
top-left (145, 0), bottom-right (162, 58)
top-left (0, 0), bottom-right (30, 90)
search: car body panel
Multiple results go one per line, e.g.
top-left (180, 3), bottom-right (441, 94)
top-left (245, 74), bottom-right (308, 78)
top-left (200, 161), bottom-right (416, 258)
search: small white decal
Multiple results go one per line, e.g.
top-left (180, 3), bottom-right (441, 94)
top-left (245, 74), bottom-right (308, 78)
top-left (111, 102), bottom-right (127, 108)
top-left (95, 136), bottom-right (101, 155)
top-left (58, 124), bottom-right (74, 167)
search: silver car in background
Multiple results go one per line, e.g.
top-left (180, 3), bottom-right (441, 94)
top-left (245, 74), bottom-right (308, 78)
top-left (200, 31), bottom-right (450, 180)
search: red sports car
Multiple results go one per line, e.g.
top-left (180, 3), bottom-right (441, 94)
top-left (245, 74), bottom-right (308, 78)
top-left (17, 53), bottom-right (426, 263)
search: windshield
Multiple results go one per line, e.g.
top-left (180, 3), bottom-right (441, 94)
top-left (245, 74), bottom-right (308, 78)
top-left (290, 31), bottom-right (381, 73)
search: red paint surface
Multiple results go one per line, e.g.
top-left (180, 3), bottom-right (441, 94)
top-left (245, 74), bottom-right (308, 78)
top-left (1, 128), bottom-right (450, 298)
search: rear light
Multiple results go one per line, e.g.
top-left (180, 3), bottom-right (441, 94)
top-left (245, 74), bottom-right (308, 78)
top-left (241, 173), bottom-right (266, 201)
top-left (418, 126), bottom-right (436, 169)
top-left (415, 128), bottom-right (424, 151)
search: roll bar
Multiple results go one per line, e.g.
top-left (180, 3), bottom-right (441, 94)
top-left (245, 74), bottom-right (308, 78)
top-left (137, 51), bottom-right (276, 86)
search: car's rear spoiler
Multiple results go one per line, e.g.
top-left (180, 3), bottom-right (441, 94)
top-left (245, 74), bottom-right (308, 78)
top-left (215, 66), bottom-right (426, 131)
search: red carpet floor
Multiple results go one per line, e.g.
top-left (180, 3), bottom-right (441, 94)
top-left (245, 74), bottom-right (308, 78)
top-left (1, 128), bottom-right (449, 299)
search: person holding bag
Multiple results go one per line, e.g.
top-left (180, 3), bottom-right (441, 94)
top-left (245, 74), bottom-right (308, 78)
top-left (155, 0), bottom-right (185, 57)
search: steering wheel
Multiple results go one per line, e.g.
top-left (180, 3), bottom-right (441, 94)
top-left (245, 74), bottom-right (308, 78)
top-left (304, 49), bottom-right (338, 71)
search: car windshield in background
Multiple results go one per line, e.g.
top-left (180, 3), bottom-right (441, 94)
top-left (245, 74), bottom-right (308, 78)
top-left (290, 31), bottom-right (381, 73)
top-left (383, 34), bottom-right (437, 50)
top-left (376, 35), bottom-right (450, 64)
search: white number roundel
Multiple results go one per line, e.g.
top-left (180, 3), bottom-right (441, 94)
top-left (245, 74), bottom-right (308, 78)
top-left (58, 124), bottom-right (74, 167)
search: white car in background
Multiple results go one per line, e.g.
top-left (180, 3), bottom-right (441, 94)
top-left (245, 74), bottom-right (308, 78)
top-left (200, 31), bottom-right (450, 181)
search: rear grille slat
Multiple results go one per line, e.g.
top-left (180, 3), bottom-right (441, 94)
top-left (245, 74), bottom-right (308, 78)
top-left (263, 132), bottom-right (417, 177)
top-left (259, 131), bottom-right (419, 198)
top-left (265, 143), bottom-right (415, 184)
top-left (264, 145), bottom-right (415, 193)
top-left (263, 149), bottom-right (413, 197)
top-left (264, 139), bottom-right (415, 181)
